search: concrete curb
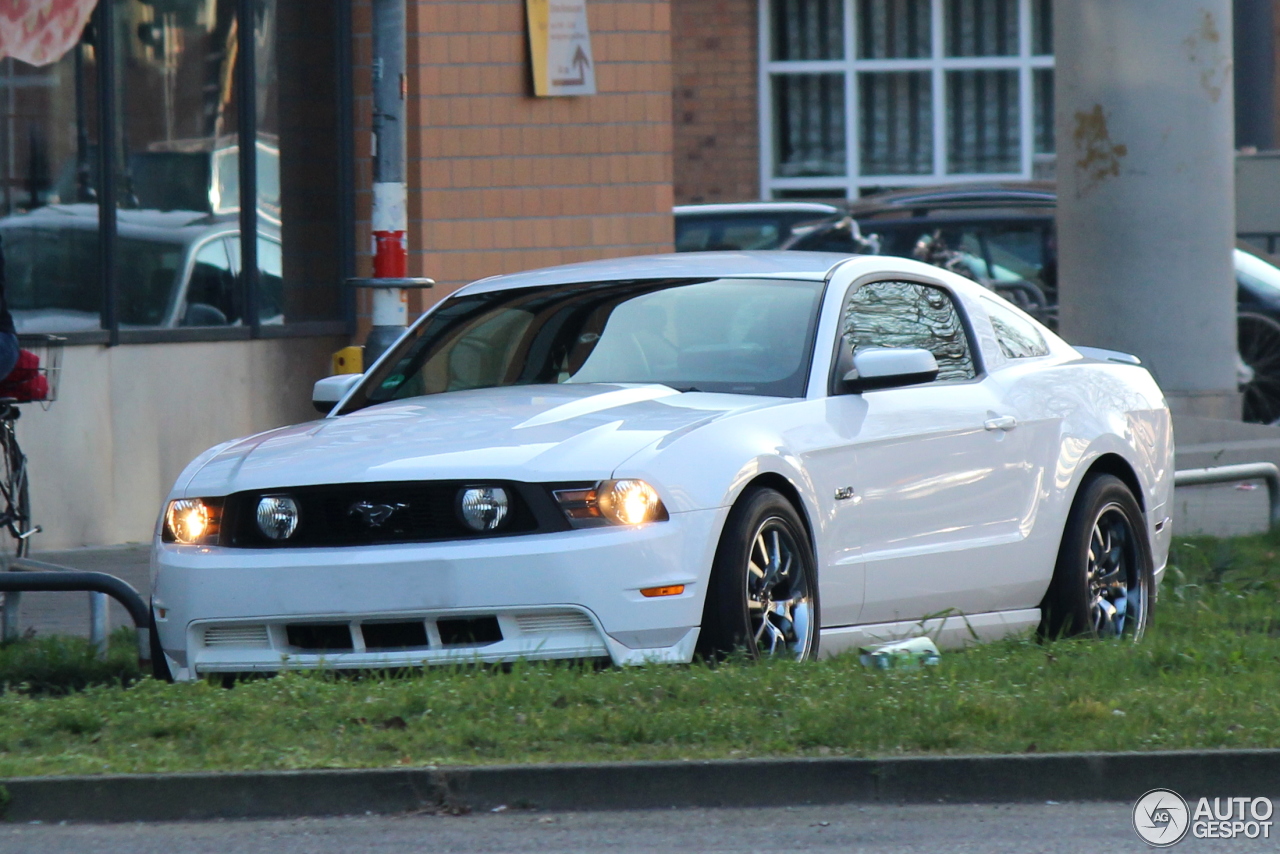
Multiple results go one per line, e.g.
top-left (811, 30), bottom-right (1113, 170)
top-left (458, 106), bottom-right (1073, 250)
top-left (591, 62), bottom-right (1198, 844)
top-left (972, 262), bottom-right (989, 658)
top-left (4, 749), bottom-right (1280, 823)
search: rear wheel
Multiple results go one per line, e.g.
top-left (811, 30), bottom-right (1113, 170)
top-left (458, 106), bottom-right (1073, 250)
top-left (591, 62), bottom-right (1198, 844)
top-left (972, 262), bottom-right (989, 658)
top-left (697, 488), bottom-right (819, 661)
top-left (0, 413), bottom-right (30, 561)
top-left (1040, 474), bottom-right (1152, 640)
top-left (1239, 312), bottom-right (1280, 424)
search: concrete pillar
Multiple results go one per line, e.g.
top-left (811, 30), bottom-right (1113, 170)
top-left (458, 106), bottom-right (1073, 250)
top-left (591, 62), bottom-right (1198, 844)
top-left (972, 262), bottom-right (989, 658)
top-left (1056, 1), bottom-right (1239, 419)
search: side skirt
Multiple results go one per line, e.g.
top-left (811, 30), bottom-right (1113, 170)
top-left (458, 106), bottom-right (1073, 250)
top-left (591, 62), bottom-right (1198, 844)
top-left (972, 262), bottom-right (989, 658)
top-left (818, 608), bottom-right (1041, 659)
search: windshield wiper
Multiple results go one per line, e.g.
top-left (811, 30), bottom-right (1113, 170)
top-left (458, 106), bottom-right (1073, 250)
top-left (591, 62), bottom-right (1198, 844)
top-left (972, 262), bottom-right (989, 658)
top-left (670, 385), bottom-right (702, 393)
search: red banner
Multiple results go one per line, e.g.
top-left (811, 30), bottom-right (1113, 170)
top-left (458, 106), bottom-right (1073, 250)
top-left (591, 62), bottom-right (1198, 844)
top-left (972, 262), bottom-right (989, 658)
top-left (0, 0), bottom-right (98, 67)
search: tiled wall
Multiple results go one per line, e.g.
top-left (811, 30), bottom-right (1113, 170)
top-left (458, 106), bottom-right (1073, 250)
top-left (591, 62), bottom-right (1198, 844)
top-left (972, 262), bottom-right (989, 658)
top-left (671, 0), bottom-right (759, 204)
top-left (353, 0), bottom-right (674, 325)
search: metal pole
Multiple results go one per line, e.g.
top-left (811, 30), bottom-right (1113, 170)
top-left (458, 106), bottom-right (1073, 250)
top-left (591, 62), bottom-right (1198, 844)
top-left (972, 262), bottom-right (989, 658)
top-left (95, 0), bottom-right (119, 347)
top-left (88, 591), bottom-right (108, 658)
top-left (366, 0), bottom-right (411, 363)
top-left (1055, 1), bottom-right (1238, 419)
top-left (1, 591), bottom-right (17, 641)
top-left (237, 0), bottom-right (260, 334)
top-left (0, 553), bottom-right (16, 642)
top-left (336, 0), bottom-right (357, 335)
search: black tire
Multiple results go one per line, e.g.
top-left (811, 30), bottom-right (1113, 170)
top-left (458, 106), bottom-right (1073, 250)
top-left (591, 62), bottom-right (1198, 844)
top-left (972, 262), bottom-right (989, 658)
top-left (697, 488), bottom-right (819, 661)
top-left (1239, 312), bottom-right (1280, 424)
top-left (0, 423), bottom-right (30, 560)
top-left (149, 602), bottom-right (174, 682)
top-left (1040, 474), bottom-right (1153, 640)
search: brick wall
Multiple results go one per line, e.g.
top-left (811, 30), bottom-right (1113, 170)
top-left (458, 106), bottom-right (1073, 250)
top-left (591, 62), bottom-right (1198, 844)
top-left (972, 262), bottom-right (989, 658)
top-left (353, 0), bottom-right (674, 322)
top-left (671, 0), bottom-right (759, 204)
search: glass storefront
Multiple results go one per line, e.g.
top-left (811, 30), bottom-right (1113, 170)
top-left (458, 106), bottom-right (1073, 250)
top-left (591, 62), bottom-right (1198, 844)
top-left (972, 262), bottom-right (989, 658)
top-left (0, 0), bottom-right (350, 338)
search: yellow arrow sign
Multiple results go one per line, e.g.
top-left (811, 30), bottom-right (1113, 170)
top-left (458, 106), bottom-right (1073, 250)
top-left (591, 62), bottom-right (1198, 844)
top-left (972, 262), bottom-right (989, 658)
top-left (525, 0), bottom-right (596, 97)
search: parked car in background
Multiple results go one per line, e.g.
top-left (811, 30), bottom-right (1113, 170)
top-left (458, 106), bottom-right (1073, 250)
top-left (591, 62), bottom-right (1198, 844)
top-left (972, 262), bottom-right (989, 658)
top-left (2, 204), bottom-right (283, 333)
top-left (49, 135), bottom-right (281, 223)
top-left (151, 251), bottom-right (1171, 681)
top-left (782, 182), bottom-right (1280, 424)
top-left (674, 201), bottom-right (845, 251)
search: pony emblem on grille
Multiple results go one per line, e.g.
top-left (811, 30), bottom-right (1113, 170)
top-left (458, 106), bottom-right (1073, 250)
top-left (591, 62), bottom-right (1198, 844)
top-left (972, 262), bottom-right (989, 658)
top-left (349, 501), bottom-right (407, 527)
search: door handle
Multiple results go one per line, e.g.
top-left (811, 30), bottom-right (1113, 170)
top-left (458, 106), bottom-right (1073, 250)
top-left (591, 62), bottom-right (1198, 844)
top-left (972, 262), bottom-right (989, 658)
top-left (984, 415), bottom-right (1018, 432)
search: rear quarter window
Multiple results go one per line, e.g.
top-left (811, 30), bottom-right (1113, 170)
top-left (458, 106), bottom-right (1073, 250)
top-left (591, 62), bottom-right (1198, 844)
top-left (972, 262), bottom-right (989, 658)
top-left (983, 299), bottom-right (1049, 359)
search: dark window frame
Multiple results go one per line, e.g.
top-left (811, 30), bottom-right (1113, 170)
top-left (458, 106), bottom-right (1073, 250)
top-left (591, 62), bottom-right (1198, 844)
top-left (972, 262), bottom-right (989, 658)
top-left (62, 0), bottom-right (356, 348)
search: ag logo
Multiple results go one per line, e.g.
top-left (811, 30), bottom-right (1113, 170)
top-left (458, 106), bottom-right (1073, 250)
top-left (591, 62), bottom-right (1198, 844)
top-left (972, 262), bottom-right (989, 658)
top-left (1133, 788), bottom-right (1191, 847)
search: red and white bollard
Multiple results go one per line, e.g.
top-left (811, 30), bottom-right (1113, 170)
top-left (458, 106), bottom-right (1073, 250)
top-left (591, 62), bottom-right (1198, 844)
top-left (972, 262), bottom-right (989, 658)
top-left (371, 180), bottom-right (410, 335)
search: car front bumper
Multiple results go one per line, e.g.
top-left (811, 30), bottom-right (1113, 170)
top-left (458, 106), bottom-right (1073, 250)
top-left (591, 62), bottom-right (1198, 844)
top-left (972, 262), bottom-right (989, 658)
top-left (151, 507), bottom-right (724, 680)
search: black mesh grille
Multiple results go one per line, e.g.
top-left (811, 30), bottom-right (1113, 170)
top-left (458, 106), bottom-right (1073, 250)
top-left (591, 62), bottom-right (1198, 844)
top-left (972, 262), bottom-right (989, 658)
top-left (223, 481), bottom-right (553, 548)
top-left (286, 623), bottom-right (353, 651)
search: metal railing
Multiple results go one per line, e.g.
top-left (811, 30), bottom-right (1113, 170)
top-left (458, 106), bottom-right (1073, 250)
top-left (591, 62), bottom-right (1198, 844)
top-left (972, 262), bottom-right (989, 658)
top-left (0, 556), bottom-right (150, 662)
top-left (1174, 462), bottom-right (1280, 527)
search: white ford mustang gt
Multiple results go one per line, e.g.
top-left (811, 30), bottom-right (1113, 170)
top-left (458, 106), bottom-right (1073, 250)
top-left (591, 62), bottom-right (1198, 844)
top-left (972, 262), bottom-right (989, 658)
top-left (151, 252), bottom-right (1173, 680)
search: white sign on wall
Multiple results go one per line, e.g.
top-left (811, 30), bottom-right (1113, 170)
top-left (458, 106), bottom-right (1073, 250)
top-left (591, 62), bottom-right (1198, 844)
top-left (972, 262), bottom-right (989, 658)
top-left (525, 0), bottom-right (596, 97)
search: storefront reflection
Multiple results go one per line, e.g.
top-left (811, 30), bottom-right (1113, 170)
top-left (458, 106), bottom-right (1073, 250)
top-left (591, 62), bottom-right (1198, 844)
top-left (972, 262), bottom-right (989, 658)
top-left (0, 0), bottom-right (332, 334)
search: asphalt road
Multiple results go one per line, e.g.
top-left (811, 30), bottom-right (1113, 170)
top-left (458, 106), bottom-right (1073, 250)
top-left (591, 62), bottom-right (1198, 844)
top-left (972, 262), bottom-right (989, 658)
top-left (0, 802), bottom-right (1268, 854)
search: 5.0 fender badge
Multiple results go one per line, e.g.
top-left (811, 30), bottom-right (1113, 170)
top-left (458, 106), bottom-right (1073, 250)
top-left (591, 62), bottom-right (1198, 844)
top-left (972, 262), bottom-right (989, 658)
top-left (834, 486), bottom-right (855, 501)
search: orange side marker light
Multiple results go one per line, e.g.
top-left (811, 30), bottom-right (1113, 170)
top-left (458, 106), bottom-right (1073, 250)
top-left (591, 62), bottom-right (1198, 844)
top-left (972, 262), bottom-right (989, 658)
top-left (640, 585), bottom-right (685, 598)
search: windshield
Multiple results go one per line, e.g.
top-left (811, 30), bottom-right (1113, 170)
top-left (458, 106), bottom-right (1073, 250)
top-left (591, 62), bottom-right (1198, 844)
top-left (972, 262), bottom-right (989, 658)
top-left (355, 277), bottom-right (826, 407)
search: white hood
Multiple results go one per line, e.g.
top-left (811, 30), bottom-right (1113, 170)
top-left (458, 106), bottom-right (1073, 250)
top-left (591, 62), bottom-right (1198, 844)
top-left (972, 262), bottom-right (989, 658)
top-left (181, 383), bottom-right (780, 496)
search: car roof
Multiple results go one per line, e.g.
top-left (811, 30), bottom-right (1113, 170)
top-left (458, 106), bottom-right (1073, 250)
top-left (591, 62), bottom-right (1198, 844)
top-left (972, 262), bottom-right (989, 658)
top-left (0, 203), bottom-right (278, 242)
top-left (459, 251), bottom-right (856, 294)
top-left (674, 201), bottom-right (844, 217)
top-left (850, 182), bottom-right (1056, 219)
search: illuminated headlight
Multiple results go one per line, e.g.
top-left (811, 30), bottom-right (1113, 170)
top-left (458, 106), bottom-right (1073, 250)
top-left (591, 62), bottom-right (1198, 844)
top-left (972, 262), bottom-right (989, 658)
top-left (162, 498), bottom-right (223, 545)
top-left (554, 480), bottom-right (668, 527)
top-left (458, 486), bottom-right (510, 531)
top-left (256, 495), bottom-right (300, 540)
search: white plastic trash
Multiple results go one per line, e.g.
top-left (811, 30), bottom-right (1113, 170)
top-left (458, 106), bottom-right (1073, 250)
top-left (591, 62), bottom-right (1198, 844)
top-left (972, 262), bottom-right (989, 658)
top-left (859, 636), bottom-right (941, 669)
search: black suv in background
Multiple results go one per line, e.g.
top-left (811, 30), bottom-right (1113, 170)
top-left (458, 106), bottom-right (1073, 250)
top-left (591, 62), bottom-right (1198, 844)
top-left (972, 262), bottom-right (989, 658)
top-left (780, 182), bottom-right (1280, 424)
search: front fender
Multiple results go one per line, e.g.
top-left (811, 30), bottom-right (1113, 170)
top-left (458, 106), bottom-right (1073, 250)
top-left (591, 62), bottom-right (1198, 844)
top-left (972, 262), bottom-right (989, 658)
top-left (613, 416), bottom-right (823, 526)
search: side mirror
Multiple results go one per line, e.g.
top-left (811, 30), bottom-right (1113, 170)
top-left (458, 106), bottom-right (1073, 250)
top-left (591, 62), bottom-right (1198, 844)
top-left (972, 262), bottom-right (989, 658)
top-left (840, 347), bottom-right (939, 393)
top-left (312, 373), bottom-right (363, 414)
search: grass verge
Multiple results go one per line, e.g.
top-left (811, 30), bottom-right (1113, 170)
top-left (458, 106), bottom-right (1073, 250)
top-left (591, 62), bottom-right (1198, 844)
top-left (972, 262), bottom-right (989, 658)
top-left (0, 531), bottom-right (1279, 776)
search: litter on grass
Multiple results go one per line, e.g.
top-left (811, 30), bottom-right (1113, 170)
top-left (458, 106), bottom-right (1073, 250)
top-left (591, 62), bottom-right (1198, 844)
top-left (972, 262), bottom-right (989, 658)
top-left (859, 637), bottom-right (941, 670)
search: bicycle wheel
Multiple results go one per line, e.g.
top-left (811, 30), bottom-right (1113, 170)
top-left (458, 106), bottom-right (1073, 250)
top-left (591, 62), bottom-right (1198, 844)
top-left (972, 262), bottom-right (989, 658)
top-left (0, 419), bottom-right (30, 560)
top-left (1239, 312), bottom-right (1280, 424)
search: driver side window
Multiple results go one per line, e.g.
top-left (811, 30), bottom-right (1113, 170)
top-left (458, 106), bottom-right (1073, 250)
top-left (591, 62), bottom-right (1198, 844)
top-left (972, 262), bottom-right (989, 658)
top-left (843, 280), bottom-right (976, 382)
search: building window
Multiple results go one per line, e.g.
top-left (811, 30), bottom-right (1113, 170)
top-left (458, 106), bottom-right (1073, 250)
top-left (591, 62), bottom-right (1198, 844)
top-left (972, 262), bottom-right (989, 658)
top-left (0, 0), bottom-right (352, 340)
top-left (761, 0), bottom-right (1055, 197)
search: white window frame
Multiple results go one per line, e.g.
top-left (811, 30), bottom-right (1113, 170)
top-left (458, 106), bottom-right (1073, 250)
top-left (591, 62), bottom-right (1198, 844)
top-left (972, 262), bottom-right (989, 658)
top-left (759, 0), bottom-right (1055, 198)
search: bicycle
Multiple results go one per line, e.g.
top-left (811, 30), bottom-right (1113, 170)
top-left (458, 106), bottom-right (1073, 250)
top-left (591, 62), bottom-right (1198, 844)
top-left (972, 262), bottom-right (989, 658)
top-left (0, 334), bottom-right (62, 560)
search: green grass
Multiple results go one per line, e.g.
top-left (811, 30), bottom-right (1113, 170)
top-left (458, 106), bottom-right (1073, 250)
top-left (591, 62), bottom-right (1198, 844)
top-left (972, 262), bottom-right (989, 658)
top-left (2, 530), bottom-right (1280, 776)
top-left (0, 629), bottom-right (139, 697)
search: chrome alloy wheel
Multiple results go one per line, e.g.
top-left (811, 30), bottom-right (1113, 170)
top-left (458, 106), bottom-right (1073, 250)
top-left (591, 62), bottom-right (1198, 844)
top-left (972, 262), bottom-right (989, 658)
top-left (1087, 503), bottom-right (1145, 639)
top-left (745, 517), bottom-right (815, 658)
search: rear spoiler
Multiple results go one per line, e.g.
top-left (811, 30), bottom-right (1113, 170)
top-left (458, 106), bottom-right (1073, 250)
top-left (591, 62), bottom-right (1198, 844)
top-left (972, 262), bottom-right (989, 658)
top-left (1074, 346), bottom-right (1142, 366)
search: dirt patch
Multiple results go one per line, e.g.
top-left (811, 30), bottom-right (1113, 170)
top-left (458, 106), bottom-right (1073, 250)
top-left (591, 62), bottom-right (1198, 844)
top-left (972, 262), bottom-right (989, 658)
top-left (1072, 104), bottom-right (1127, 197)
